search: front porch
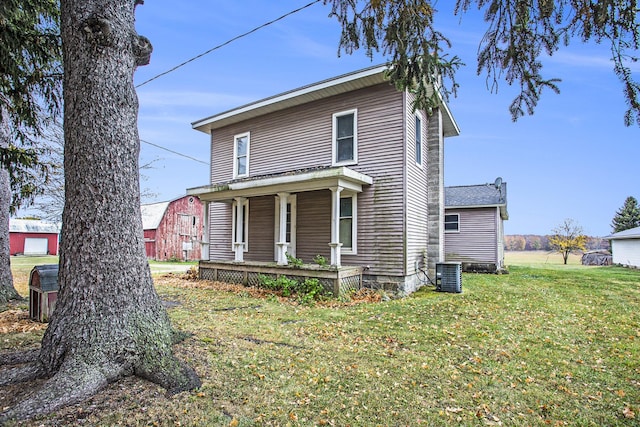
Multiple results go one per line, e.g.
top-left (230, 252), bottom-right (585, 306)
top-left (198, 260), bottom-right (364, 296)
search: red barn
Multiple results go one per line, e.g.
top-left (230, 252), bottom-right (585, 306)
top-left (9, 219), bottom-right (60, 256)
top-left (141, 195), bottom-right (203, 261)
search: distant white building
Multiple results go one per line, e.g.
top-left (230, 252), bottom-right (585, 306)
top-left (606, 226), bottom-right (640, 268)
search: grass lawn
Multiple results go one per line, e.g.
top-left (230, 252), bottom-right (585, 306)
top-left (1, 253), bottom-right (639, 426)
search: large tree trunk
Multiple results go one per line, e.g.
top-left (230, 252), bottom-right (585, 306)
top-left (0, 113), bottom-right (21, 305)
top-left (0, 0), bottom-right (199, 421)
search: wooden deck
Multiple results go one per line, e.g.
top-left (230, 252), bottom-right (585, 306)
top-left (198, 260), bottom-right (363, 296)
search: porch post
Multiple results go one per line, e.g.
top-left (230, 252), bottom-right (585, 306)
top-left (233, 197), bottom-right (246, 262)
top-left (276, 192), bottom-right (290, 265)
top-left (201, 201), bottom-right (210, 261)
top-left (329, 186), bottom-right (343, 267)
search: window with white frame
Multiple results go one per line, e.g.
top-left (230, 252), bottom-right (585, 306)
top-left (339, 194), bottom-right (357, 252)
top-left (231, 199), bottom-right (249, 251)
top-left (332, 110), bottom-right (357, 165)
top-left (444, 214), bottom-right (459, 232)
top-left (415, 114), bottom-right (423, 166)
top-left (233, 132), bottom-right (250, 177)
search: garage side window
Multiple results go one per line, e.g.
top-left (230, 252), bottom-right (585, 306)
top-left (444, 214), bottom-right (459, 232)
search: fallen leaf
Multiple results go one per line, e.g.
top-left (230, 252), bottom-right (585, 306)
top-left (623, 407), bottom-right (635, 419)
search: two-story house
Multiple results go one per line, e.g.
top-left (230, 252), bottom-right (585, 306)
top-left (187, 65), bottom-right (459, 294)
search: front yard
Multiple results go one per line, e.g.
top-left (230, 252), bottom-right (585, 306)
top-left (1, 255), bottom-right (638, 426)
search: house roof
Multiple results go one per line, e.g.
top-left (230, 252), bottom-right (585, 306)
top-left (445, 181), bottom-right (508, 220)
top-left (9, 219), bottom-right (60, 234)
top-left (141, 201), bottom-right (170, 230)
top-left (192, 65), bottom-right (460, 138)
top-left (606, 225), bottom-right (640, 240)
top-left (188, 166), bottom-right (373, 202)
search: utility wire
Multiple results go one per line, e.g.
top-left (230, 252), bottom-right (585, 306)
top-left (140, 139), bottom-right (209, 165)
top-left (135, 0), bottom-right (322, 88)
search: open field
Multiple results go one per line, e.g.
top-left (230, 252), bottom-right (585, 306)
top-left (1, 257), bottom-right (639, 426)
top-left (505, 250), bottom-right (583, 267)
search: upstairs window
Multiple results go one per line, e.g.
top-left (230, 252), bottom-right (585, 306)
top-left (415, 114), bottom-right (423, 166)
top-left (233, 132), bottom-right (250, 177)
top-left (332, 110), bottom-right (357, 165)
top-left (444, 214), bottom-right (459, 232)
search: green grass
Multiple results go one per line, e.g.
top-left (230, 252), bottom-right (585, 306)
top-left (2, 253), bottom-right (639, 426)
top-left (7, 256), bottom-right (196, 297)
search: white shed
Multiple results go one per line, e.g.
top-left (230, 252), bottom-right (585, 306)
top-left (606, 226), bottom-right (640, 268)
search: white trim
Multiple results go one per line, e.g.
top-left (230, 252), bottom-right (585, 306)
top-left (444, 213), bottom-right (460, 233)
top-left (340, 194), bottom-right (357, 254)
top-left (231, 198), bottom-right (249, 252)
top-left (332, 109), bottom-right (358, 166)
top-left (274, 194), bottom-right (297, 260)
top-left (188, 166), bottom-right (373, 202)
top-left (414, 113), bottom-right (423, 167)
top-left (233, 132), bottom-right (250, 178)
top-left (193, 66), bottom-right (387, 132)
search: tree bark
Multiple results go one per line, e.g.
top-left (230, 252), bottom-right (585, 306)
top-left (1, 0), bottom-right (199, 421)
top-left (0, 111), bottom-right (22, 305)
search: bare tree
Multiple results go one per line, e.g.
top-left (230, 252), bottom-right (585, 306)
top-left (31, 121), bottom-right (158, 223)
top-left (549, 218), bottom-right (588, 264)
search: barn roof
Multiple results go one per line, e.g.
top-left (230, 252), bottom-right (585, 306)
top-left (141, 201), bottom-right (170, 230)
top-left (9, 219), bottom-right (60, 234)
top-left (606, 225), bottom-right (640, 240)
top-left (445, 181), bottom-right (508, 220)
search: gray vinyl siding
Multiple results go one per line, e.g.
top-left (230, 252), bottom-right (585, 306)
top-left (405, 92), bottom-right (429, 275)
top-left (208, 202), bottom-right (232, 260)
top-left (208, 83), bottom-right (406, 277)
top-left (245, 196), bottom-right (274, 262)
top-left (444, 208), bottom-right (498, 264)
top-left (296, 190), bottom-right (331, 262)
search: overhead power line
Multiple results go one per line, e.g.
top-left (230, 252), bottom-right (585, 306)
top-left (140, 139), bottom-right (209, 165)
top-left (136, 0), bottom-right (322, 88)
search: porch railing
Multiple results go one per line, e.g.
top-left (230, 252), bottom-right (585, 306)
top-left (198, 260), bottom-right (363, 296)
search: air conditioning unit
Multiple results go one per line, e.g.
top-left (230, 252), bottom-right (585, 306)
top-left (435, 262), bottom-right (462, 293)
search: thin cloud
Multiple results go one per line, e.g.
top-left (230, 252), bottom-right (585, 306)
top-left (138, 90), bottom-right (252, 109)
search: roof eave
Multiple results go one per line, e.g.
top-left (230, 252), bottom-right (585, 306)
top-left (192, 65), bottom-right (389, 134)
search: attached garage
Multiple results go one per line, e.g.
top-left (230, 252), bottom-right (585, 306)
top-left (9, 219), bottom-right (60, 256)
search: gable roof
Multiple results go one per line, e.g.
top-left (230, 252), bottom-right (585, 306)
top-left (192, 65), bottom-right (460, 138)
top-left (9, 219), bottom-right (60, 234)
top-left (141, 201), bottom-right (170, 230)
top-left (445, 182), bottom-right (508, 220)
top-left (606, 225), bottom-right (640, 240)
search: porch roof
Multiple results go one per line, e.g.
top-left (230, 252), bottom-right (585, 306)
top-left (187, 166), bottom-right (373, 202)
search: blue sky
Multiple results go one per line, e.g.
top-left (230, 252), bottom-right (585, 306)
top-left (132, 0), bottom-right (639, 237)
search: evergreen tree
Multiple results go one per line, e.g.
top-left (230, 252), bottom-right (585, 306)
top-left (611, 196), bottom-right (640, 233)
top-left (0, 0), bottom-right (62, 305)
